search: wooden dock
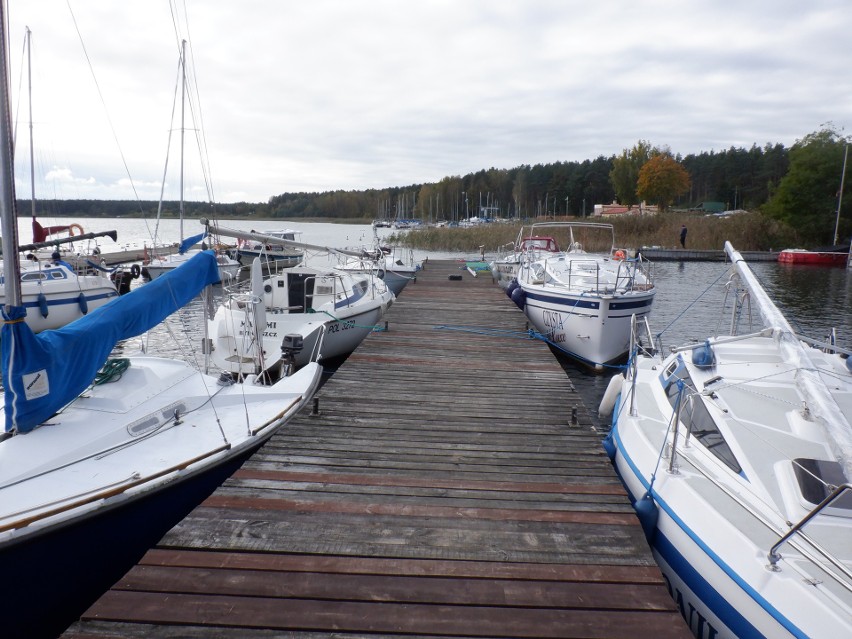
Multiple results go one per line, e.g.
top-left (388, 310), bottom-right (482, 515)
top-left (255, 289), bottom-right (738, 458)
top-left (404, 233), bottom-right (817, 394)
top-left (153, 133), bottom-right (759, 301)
top-left (62, 260), bottom-right (690, 639)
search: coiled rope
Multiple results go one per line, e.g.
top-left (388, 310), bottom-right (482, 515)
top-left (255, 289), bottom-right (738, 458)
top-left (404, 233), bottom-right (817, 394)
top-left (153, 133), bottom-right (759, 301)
top-left (94, 358), bottom-right (130, 385)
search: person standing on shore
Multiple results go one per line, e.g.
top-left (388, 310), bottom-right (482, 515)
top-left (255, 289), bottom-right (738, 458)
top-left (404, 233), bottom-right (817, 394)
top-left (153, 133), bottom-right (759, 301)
top-left (680, 224), bottom-right (687, 248)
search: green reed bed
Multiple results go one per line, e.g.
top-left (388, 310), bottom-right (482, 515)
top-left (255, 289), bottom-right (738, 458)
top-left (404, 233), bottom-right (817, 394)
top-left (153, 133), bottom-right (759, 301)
top-left (391, 212), bottom-right (796, 255)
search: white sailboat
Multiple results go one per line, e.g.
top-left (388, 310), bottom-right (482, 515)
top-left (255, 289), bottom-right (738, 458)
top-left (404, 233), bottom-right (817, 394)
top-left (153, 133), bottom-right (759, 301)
top-left (334, 227), bottom-right (422, 297)
top-left (202, 221), bottom-right (395, 378)
top-left (0, 26), bottom-right (119, 331)
top-left (601, 242), bottom-right (852, 638)
top-left (0, 14), bottom-right (321, 639)
top-left (143, 39), bottom-right (239, 283)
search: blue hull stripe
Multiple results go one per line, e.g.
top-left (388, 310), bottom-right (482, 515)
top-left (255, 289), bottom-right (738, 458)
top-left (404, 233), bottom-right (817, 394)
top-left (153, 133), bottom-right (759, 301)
top-left (524, 290), bottom-right (654, 311)
top-left (23, 292), bottom-right (117, 310)
top-left (523, 291), bottom-right (599, 308)
top-left (611, 423), bottom-right (808, 639)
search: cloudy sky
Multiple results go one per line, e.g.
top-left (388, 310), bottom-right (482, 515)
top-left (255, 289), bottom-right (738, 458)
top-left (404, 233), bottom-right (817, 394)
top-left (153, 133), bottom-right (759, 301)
top-left (7, 0), bottom-right (851, 204)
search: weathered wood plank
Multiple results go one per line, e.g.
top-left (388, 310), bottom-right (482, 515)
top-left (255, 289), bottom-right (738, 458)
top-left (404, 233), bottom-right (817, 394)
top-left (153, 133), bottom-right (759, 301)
top-left (63, 261), bottom-right (689, 639)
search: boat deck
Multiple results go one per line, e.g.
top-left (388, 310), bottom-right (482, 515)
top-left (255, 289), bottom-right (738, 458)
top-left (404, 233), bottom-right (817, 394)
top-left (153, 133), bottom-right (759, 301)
top-left (62, 259), bottom-right (690, 639)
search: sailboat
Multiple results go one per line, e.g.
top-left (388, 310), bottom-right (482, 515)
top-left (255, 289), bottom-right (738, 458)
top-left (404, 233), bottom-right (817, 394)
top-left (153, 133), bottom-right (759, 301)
top-left (0, 26), bottom-right (120, 331)
top-left (334, 226), bottom-right (422, 297)
top-left (202, 221), bottom-right (394, 377)
top-left (601, 243), bottom-right (852, 638)
top-left (143, 39), bottom-right (239, 283)
top-left (0, 13), bottom-right (322, 639)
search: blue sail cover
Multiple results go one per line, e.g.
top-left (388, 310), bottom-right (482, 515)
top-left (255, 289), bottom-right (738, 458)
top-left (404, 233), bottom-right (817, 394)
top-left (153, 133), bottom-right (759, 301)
top-left (2, 250), bottom-right (221, 433)
top-left (179, 230), bottom-right (207, 254)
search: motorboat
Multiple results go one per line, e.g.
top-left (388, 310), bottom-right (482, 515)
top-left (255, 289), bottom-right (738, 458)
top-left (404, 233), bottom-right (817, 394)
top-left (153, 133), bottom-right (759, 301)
top-left (208, 258), bottom-right (394, 378)
top-left (600, 242), bottom-right (852, 638)
top-left (509, 221), bottom-right (655, 371)
top-left (0, 20), bottom-right (322, 639)
top-left (234, 228), bottom-right (304, 269)
top-left (778, 248), bottom-right (849, 267)
top-left (491, 224), bottom-right (561, 290)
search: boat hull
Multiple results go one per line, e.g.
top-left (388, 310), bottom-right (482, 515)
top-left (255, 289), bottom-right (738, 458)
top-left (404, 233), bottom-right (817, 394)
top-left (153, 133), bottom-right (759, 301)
top-left (145, 250), bottom-right (241, 283)
top-left (521, 288), bottom-right (654, 369)
top-left (0, 443), bottom-right (257, 639)
top-left (209, 298), bottom-right (390, 374)
top-left (0, 358), bottom-right (322, 639)
top-left (491, 258), bottom-right (519, 290)
top-left (777, 249), bottom-right (848, 266)
top-left (18, 284), bottom-right (118, 332)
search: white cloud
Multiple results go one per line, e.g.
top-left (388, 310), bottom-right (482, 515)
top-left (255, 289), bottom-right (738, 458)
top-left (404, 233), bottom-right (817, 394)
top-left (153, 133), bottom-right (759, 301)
top-left (8, 0), bottom-right (851, 203)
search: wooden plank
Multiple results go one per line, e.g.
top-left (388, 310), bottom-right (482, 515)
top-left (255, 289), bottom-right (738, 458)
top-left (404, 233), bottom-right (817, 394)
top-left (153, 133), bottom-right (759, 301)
top-left (63, 260), bottom-right (690, 639)
top-left (81, 590), bottom-right (689, 639)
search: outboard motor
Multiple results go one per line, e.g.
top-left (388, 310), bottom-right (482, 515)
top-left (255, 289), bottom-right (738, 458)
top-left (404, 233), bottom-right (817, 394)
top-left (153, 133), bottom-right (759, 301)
top-left (280, 333), bottom-right (304, 378)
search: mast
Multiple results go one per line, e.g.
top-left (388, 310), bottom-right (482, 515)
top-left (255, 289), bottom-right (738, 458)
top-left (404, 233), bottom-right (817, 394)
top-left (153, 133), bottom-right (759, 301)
top-left (25, 27), bottom-right (34, 220)
top-left (834, 143), bottom-right (848, 246)
top-left (0, 0), bottom-right (23, 310)
top-left (179, 39), bottom-right (186, 242)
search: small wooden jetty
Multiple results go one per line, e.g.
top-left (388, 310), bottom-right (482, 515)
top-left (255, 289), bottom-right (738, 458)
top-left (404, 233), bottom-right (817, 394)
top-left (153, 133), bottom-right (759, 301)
top-left (63, 260), bottom-right (691, 639)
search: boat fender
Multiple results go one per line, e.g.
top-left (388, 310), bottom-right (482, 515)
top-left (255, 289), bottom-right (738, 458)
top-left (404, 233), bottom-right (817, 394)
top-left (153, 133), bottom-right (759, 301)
top-left (506, 279), bottom-right (519, 297)
top-left (78, 292), bottom-right (89, 315)
top-left (38, 291), bottom-right (48, 318)
top-left (692, 339), bottom-right (716, 368)
top-left (847, 356), bottom-right (852, 374)
top-left (598, 374), bottom-right (623, 418)
top-left (634, 491), bottom-right (659, 543)
top-left (510, 286), bottom-right (526, 309)
top-left (614, 249), bottom-right (625, 261)
top-left (130, 263), bottom-right (142, 279)
top-left (602, 430), bottom-right (617, 461)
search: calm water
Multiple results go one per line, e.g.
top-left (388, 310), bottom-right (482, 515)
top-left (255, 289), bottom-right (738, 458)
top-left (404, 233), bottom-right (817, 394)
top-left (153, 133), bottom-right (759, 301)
top-left (25, 217), bottom-right (852, 420)
top-left (564, 258), bottom-right (852, 428)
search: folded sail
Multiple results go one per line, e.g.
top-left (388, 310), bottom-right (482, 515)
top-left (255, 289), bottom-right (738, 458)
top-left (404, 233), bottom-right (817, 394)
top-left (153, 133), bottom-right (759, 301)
top-left (2, 250), bottom-right (221, 433)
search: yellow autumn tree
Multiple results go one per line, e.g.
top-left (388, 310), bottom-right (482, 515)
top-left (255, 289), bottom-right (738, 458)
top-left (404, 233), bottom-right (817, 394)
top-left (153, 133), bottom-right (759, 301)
top-left (636, 154), bottom-right (691, 211)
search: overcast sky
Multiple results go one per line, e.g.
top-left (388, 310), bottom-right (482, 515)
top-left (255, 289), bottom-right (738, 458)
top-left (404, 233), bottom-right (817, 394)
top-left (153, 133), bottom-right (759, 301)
top-left (7, 0), bottom-right (851, 204)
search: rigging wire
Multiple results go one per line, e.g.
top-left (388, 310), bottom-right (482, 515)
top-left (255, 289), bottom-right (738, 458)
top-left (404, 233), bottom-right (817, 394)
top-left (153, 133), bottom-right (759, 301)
top-left (64, 1), bottom-right (144, 207)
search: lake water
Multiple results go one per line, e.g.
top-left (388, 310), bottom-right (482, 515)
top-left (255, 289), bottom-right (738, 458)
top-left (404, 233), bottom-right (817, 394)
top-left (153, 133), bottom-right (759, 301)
top-left (24, 217), bottom-right (852, 421)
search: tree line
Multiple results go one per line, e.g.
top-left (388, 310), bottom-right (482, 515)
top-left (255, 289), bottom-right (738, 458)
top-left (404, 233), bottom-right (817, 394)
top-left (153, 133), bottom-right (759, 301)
top-left (21, 126), bottom-right (850, 247)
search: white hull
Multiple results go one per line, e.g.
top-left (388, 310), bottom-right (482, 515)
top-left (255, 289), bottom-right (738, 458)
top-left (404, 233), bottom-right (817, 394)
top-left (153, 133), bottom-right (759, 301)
top-left (613, 427), bottom-right (795, 639)
top-left (145, 250), bottom-right (240, 283)
top-left (522, 288), bottom-right (654, 367)
top-left (491, 258), bottom-right (520, 290)
top-left (209, 265), bottom-right (393, 376)
top-left (0, 359), bottom-right (321, 544)
top-left (211, 302), bottom-right (386, 371)
top-left (335, 252), bottom-right (421, 297)
top-left (1, 263), bottom-right (118, 332)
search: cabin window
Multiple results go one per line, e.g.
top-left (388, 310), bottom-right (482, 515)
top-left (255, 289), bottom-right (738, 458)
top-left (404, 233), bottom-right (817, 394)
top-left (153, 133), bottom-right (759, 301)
top-left (793, 458), bottom-right (852, 510)
top-left (22, 272), bottom-right (48, 281)
top-left (663, 361), bottom-right (742, 474)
